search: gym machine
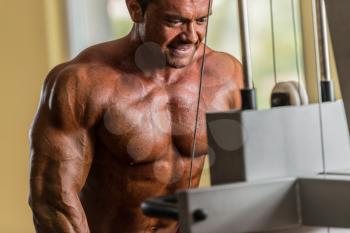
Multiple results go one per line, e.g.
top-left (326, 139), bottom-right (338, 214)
top-left (142, 0), bottom-right (350, 232)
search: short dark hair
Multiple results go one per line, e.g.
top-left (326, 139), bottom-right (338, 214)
top-left (138, 0), bottom-right (151, 13)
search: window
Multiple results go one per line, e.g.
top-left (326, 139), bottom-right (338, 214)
top-left (66, 0), bottom-right (113, 57)
top-left (107, 0), bottom-right (133, 39)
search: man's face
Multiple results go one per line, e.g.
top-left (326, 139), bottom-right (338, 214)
top-left (139, 0), bottom-right (211, 68)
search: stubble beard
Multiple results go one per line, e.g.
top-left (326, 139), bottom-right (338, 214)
top-left (165, 49), bottom-right (196, 69)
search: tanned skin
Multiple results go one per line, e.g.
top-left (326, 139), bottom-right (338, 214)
top-left (29, 0), bottom-right (243, 232)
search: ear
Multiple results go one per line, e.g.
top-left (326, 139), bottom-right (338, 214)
top-left (126, 0), bottom-right (144, 23)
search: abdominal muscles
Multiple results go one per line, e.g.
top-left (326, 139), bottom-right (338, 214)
top-left (80, 140), bottom-right (192, 233)
top-left (80, 89), bottom-right (207, 232)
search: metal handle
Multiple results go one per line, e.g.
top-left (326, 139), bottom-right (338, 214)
top-left (238, 0), bottom-right (253, 89)
top-left (141, 195), bottom-right (179, 220)
top-left (238, 0), bottom-right (257, 110)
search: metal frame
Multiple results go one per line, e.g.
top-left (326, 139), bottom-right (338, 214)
top-left (143, 175), bottom-right (350, 233)
top-left (207, 101), bottom-right (350, 185)
top-left (175, 175), bottom-right (350, 233)
top-left (143, 101), bottom-right (350, 233)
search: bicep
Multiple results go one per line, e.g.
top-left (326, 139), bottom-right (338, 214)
top-left (30, 115), bottom-right (94, 198)
top-left (29, 69), bottom-right (96, 200)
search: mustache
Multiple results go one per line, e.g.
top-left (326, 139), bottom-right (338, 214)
top-left (168, 41), bottom-right (198, 49)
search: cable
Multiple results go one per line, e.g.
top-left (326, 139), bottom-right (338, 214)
top-left (188, 0), bottom-right (212, 189)
top-left (269, 0), bottom-right (278, 85)
top-left (291, 0), bottom-right (303, 99)
top-left (312, 0), bottom-right (327, 174)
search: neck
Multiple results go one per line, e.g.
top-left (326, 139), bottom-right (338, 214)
top-left (129, 24), bottom-right (143, 43)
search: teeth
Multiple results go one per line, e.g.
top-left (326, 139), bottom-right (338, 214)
top-left (170, 45), bottom-right (190, 50)
top-left (169, 46), bottom-right (192, 55)
top-left (175, 47), bottom-right (189, 51)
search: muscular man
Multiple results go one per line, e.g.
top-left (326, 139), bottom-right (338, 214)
top-left (29, 0), bottom-right (243, 232)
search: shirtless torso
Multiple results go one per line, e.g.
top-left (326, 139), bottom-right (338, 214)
top-left (29, 0), bottom-right (243, 233)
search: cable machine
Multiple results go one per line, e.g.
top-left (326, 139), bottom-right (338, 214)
top-left (142, 1), bottom-right (350, 232)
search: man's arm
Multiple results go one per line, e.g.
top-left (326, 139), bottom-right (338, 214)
top-left (29, 66), bottom-right (97, 233)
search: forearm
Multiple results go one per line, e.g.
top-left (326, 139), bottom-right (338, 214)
top-left (30, 194), bottom-right (90, 233)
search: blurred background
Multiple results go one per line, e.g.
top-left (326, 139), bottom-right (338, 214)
top-left (0, 0), bottom-right (340, 232)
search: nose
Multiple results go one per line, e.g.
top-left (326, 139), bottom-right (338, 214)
top-left (181, 22), bottom-right (199, 43)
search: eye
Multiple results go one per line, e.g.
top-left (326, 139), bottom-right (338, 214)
top-left (196, 17), bottom-right (208, 24)
top-left (165, 18), bottom-right (182, 26)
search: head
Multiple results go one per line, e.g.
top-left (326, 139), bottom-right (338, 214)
top-left (126, 0), bottom-right (211, 69)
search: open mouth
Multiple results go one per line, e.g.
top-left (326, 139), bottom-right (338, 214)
top-left (168, 44), bottom-right (194, 57)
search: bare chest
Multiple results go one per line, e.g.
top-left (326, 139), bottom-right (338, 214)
top-left (98, 80), bottom-right (230, 164)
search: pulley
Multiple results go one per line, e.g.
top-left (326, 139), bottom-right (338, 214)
top-left (269, 0), bottom-right (308, 108)
top-left (271, 81), bottom-right (309, 107)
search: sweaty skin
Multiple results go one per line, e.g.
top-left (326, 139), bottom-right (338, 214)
top-left (29, 0), bottom-right (243, 232)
